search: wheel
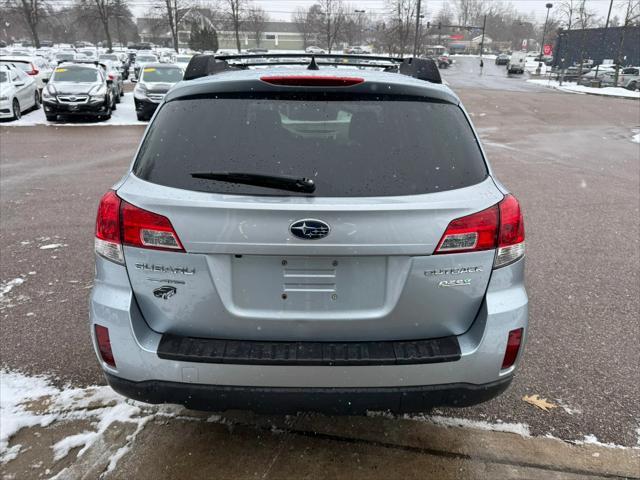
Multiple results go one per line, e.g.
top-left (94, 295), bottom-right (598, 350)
top-left (11, 98), bottom-right (21, 120)
top-left (115, 89), bottom-right (122, 103)
top-left (33, 91), bottom-right (41, 110)
top-left (111, 95), bottom-right (117, 111)
top-left (627, 81), bottom-right (638, 91)
top-left (45, 114), bottom-right (57, 121)
top-left (136, 112), bottom-right (148, 121)
top-left (103, 101), bottom-right (112, 120)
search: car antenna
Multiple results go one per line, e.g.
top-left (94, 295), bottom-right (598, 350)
top-left (307, 55), bottom-right (319, 70)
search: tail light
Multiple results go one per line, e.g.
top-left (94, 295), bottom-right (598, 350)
top-left (501, 328), bottom-right (523, 369)
top-left (108, 74), bottom-right (115, 80)
top-left (495, 194), bottom-right (525, 268)
top-left (95, 325), bottom-right (116, 367)
top-left (434, 194), bottom-right (525, 268)
top-left (260, 75), bottom-right (364, 87)
top-left (95, 190), bottom-right (184, 264)
top-left (27, 64), bottom-right (39, 75)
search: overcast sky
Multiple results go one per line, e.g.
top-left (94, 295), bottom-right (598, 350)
top-left (129, 0), bottom-right (626, 23)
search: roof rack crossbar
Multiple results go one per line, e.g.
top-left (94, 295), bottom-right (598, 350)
top-left (183, 53), bottom-right (441, 85)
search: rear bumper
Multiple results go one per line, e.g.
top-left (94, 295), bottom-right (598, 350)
top-left (105, 372), bottom-right (512, 414)
top-left (90, 255), bottom-right (527, 411)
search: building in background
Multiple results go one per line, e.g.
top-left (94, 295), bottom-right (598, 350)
top-left (554, 26), bottom-right (640, 68)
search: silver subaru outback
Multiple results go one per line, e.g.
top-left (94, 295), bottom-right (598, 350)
top-left (90, 54), bottom-right (527, 414)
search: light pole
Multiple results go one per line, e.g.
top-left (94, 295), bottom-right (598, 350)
top-left (412, 0), bottom-right (423, 57)
top-left (355, 9), bottom-right (366, 46)
top-left (536, 3), bottom-right (553, 75)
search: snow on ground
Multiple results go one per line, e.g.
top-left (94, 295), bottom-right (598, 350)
top-left (1, 369), bottom-right (636, 473)
top-left (2, 93), bottom-right (145, 127)
top-left (527, 79), bottom-right (640, 99)
top-left (0, 369), bottom-right (170, 472)
top-left (632, 133), bottom-right (640, 144)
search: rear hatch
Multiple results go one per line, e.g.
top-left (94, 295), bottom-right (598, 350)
top-left (117, 89), bottom-right (503, 342)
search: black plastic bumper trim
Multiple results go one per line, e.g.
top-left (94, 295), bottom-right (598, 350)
top-left (105, 373), bottom-right (512, 414)
top-left (157, 333), bottom-right (461, 366)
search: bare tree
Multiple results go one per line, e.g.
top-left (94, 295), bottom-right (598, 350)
top-left (157, 0), bottom-right (192, 52)
top-left (317, 0), bottom-right (346, 53)
top-left (246, 5), bottom-right (268, 47)
top-left (18, 0), bottom-right (42, 47)
top-left (614, 0), bottom-right (640, 82)
top-left (92, 0), bottom-right (113, 51)
top-left (224, 0), bottom-right (245, 52)
top-left (454, 0), bottom-right (486, 27)
top-left (386, 0), bottom-right (418, 57)
top-left (292, 7), bottom-right (312, 49)
top-left (575, 0), bottom-right (596, 74)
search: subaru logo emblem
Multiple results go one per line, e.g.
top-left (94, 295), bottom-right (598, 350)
top-left (68, 96), bottom-right (77, 101)
top-left (290, 219), bottom-right (330, 240)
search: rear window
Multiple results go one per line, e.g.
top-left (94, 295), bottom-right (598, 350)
top-left (134, 94), bottom-right (487, 197)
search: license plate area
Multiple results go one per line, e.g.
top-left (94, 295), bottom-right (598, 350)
top-left (231, 256), bottom-right (388, 313)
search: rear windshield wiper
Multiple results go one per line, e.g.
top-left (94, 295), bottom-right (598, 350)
top-left (190, 172), bottom-right (316, 194)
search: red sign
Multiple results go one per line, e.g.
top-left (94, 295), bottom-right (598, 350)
top-left (449, 34), bottom-right (464, 40)
top-left (543, 44), bottom-right (553, 56)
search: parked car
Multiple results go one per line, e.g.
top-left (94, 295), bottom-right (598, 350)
top-left (305, 46), bottom-right (326, 54)
top-left (133, 63), bottom-right (183, 121)
top-left (92, 54), bottom-right (528, 414)
top-left (101, 59), bottom-right (125, 101)
top-left (495, 53), bottom-right (510, 65)
top-left (0, 64), bottom-right (39, 120)
top-left (0, 55), bottom-right (53, 92)
top-left (133, 53), bottom-right (159, 80)
top-left (437, 54), bottom-right (452, 68)
top-left (507, 51), bottom-right (526, 74)
top-left (174, 55), bottom-right (193, 71)
top-left (614, 67), bottom-right (639, 90)
top-left (41, 62), bottom-right (115, 121)
top-left (55, 52), bottom-right (76, 64)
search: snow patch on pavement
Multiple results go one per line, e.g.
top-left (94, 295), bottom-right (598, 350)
top-left (631, 133), bottom-right (640, 144)
top-left (0, 278), bottom-right (25, 299)
top-left (38, 243), bottom-right (67, 250)
top-left (413, 414), bottom-right (532, 437)
top-left (0, 369), bottom-right (165, 473)
top-left (527, 79), bottom-right (640, 99)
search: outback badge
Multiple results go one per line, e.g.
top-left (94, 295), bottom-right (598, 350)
top-left (153, 286), bottom-right (177, 299)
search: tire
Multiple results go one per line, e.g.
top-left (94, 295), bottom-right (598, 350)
top-left (32, 91), bottom-right (41, 110)
top-left (136, 112), bottom-right (148, 121)
top-left (103, 101), bottom-right (112, 120)
top-left (11, 98), bottom-right (21, 120)
top-left (45, 114), bottom-right (57, 121)
top-left (627, 81), bottom-right (638, 91)
top-left (115, 88), bottom-right (122, 103)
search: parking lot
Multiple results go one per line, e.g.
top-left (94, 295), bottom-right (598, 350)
top-left (1, 56), bottom-right (639, 478)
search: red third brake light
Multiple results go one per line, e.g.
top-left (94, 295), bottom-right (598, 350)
top-left (501, 328), bottom-right (523, 369)
top-left (27, 64), bottom-right (39, 75)
top-left (260, 75), bottom-right (364, 87)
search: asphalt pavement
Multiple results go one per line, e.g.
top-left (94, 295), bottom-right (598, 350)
top-left (1, 59), bottom-right (639, 454)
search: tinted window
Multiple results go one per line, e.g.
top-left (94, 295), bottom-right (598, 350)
top-left (134, 94), bottom-right (487, 197)
top-left (0, 71), bottom-right (7, 82)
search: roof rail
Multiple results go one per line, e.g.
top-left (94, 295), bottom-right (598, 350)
top-left (183, 53), bottom-right (442, 84)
